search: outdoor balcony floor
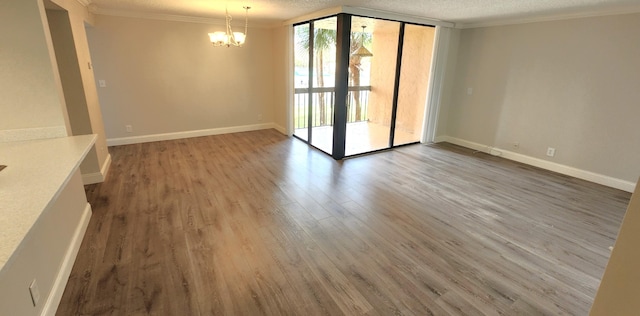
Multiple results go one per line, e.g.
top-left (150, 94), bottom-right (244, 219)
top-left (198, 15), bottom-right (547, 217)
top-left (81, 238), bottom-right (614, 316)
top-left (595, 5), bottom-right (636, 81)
top-left (294, 121), bottom-right (420, 156)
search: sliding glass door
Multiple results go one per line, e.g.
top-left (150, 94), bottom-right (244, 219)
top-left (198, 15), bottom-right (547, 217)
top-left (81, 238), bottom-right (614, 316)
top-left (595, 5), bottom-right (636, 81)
top-left (293, 23), bottom-right (311, 143)
top-left (345, 17), bottom-right (400, 156)
top-left (293, 14), bottom-right (435, 159)
top-left (293, 17), bottom-right (337, 155)
top-left (394, 24), bottom-right (436, 146)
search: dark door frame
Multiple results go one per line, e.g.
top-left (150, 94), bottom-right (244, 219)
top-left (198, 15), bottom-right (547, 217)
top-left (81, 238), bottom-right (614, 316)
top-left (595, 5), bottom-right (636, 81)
top-left (293, 14), bottom-right (436, 160)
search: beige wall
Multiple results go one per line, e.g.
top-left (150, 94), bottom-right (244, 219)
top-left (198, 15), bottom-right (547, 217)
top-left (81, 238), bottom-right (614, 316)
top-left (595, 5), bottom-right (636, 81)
top-left (434, 27), bottom-right (461, 137)
top-left (368, 22), bottom-right (400, 126)
top-left (590, 177), bottom-right (640, 314)
top-left (396, 25), bottom-right (435, 134)
top-left (1, 0), bottom-right (109, 181)
top-left (87, 15), bottom-right (281, 139)
top-left (440, 13), bottom-right (640, 183)
top-left (271, 25), bottom-right (290, 132)
top-left (589, 178), bottom-right (640, 316)
top-left (0, 0), bottom-right (68, 132)
top-left (47, 9), bottom-right (91, 136)
top-left (49, 0), bottom-right (110, 173)
top-left (368, 23), bottom-right (434, 135)
top-left (46, 7), bottom-right (99, 176)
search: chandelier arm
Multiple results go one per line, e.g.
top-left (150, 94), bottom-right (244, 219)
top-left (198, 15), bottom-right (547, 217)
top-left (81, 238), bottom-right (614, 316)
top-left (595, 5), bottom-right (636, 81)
top-left (227, 8), bottom-right (235, 46)
top-left (209, 6), bottom-right (249, 47)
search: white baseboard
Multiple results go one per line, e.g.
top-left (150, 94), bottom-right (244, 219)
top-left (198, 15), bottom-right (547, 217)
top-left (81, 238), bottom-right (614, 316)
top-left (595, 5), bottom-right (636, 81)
top-left (496, 147), bottom-right (636, 192)
top-left (101, 153), bottom-right (112, 181)
top-left (106, 123), bottom-right (280, 146)
top-left (81, 172), bottom-right (103, 185)
top-left (82, 153), bottom-right (112, 185)
top-left (435, 135), bottom-right (492, 153)
top-left (272, 124), bottom-right (287, 135)
top-left (41, 203), bottom-right (92, 316)
top-left (433, 135), bottom-right (448, 143)
top-left (439, 136), bottom-right (636, 193)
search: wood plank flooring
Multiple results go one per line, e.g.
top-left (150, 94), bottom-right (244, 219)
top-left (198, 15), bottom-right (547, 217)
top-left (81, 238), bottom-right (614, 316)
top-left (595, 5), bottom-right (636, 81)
top-left (57, 129), bottom-right (631, 315)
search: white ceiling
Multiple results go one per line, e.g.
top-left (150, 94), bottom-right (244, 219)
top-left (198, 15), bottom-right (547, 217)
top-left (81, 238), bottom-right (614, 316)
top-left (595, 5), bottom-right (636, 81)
top-left (85, 0), bottom-right (640, 27)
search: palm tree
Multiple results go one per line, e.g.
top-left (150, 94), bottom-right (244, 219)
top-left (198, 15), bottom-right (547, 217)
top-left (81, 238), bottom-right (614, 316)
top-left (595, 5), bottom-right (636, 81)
top-left (296, 25), bottom-right (336, 126)
top-left (295, 22), bottom-right (372, 125)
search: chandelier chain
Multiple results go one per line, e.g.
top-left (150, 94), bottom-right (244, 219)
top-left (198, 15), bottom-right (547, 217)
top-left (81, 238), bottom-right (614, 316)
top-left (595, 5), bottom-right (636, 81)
top-left (243, 6), bottom-right (250, 38)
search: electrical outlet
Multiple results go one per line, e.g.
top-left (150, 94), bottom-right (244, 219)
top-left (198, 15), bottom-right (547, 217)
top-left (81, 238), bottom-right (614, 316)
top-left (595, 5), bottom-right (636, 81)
top-left (126, 125), bottom-right (133, 133)
top-left (466, 87), bottom-right (473, 95)
top-left (98, 80), bottom-right (106, 88)
top-left (546, 147), bottom-right (556, 157)
top-left (512, 142), bottom-right (520, 149)
top-left (257, 114), bottom-right (263, 121)
top-left (29, 279), bottom-right (40, 307)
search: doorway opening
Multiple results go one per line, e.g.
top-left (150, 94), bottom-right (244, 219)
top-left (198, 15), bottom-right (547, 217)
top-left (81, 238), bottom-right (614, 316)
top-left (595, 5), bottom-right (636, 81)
top-left (45, 1), bottom-right (101, 175)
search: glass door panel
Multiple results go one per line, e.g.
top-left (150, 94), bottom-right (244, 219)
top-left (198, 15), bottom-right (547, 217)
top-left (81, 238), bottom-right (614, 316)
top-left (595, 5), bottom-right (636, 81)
top-left (345, 17), bottom-right (400, 156)
top-left (293, 23), bottom-right (311, 141)
top-left (309, 16), bottom-right (337, 155)
top-left (394, 24), bottom-right (436, 146)
top-left (293, 14), bottom-right (437, 158)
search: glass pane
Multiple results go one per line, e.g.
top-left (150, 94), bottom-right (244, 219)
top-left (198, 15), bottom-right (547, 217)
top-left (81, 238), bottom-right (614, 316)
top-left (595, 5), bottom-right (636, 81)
top-left (309, 17), bottom-right (337, 155)
top-left (293, 23), bottom-right (310, 141)
top-left (394, 24), bottom-right (435, 146)
top-left (345, 17), bottom-right (399, 156)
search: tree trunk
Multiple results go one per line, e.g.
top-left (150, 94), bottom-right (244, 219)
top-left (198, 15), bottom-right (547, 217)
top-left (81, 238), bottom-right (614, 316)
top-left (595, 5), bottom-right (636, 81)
top-left (349, 55), bottom-right (362, 121)
top-left (316, 51), bottom-right (326, 126)
top-left (349, 33), bottom-right (363, 122)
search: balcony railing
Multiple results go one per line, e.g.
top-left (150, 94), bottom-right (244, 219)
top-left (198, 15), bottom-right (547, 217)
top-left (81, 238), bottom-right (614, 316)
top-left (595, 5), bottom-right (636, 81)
top-left (294, 86), bottom-right (371, 129)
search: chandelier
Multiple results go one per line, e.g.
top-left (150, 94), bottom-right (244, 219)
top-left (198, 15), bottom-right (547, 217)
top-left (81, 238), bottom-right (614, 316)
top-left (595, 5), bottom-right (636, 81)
top-left (208, 6), bottom-right (250, 47)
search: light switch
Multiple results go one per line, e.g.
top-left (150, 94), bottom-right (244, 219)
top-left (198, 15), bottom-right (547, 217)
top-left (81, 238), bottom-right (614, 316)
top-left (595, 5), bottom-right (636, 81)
top-left (98, 80), bottom-right (106, 88)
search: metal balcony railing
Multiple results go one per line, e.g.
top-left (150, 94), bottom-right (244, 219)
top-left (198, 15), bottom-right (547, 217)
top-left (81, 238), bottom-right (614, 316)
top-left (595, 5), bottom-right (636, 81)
top-left (294, 86), bottom-right (371, 129)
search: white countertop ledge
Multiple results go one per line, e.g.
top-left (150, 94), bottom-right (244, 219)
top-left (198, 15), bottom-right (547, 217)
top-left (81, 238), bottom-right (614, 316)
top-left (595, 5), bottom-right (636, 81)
top-left (0, 135), bottom-right (96, 270)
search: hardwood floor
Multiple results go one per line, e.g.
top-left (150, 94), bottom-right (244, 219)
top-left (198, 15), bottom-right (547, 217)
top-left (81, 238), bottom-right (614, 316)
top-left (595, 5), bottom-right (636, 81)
top-left (57, 129), bottom-right (630, 315)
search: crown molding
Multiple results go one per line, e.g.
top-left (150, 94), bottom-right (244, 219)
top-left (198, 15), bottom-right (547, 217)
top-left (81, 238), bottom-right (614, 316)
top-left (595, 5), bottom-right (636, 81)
top-left (91, 7), bottom-right (225, 26)
top-left (282, 6), bottom-right (455, 28)
top-left (71, 2), bottom-right (640, 30)
top-left (75, 0), bottom-right (91, 7)
top-left (282, 6), bottom-right (343, 25)
top-left (342, 6), bottom-right (455, 27)
top-left (457, 7), bottom-right (640, 29)
top-left (90, 6), bottom-right (278, 28)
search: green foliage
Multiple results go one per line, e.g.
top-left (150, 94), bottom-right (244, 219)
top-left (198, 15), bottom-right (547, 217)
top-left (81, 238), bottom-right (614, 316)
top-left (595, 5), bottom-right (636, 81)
top-left (293, 20), bottom-right (373, 126)
top-left (295, 25), bottom-right (336, 54)
top-left (295, 24), bottom-right (372, 55)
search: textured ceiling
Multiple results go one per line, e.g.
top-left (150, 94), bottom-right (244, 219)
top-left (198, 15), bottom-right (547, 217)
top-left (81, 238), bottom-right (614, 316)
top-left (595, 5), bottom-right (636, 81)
top-left (86, 0), bottom-right (640, 27)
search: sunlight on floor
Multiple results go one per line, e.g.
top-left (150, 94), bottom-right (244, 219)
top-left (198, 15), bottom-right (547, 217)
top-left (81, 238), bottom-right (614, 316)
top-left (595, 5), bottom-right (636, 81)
top-left (294, 121), bottom-right (420, 156)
